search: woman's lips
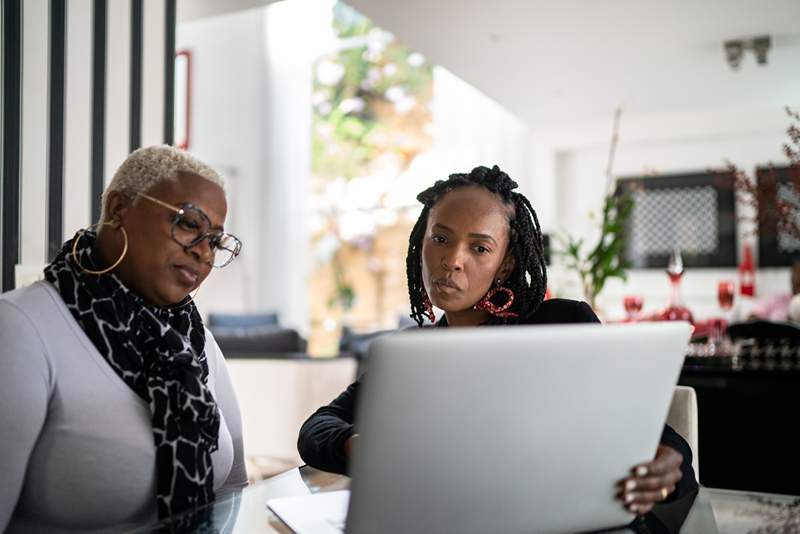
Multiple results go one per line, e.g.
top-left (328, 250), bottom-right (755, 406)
top-left (432, 278), bottom-right (461, 293)
top-left (173, 265), bottom-right (199, 286)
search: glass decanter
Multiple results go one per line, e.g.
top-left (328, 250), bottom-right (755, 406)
top-left (659, 248), bottom-right (694, 324)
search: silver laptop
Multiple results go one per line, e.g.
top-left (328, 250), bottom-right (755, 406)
top-left (344, 321), bottom-right (691, 534)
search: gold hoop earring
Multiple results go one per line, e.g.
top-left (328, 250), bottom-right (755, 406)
top-left (71, 222), bottom-right (129, 275)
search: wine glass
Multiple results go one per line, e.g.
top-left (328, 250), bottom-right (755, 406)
top-left (623, 295), bottom-right (644, 322)
top-left (712, 280), bottom-right (736, 354)
top-left (718, 280), bottom-right (735, 313)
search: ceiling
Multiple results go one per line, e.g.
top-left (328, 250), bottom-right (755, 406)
top-left (177, 0), bottom-right (280, 22)
top-left (344, 0), bottom-right (800, 128)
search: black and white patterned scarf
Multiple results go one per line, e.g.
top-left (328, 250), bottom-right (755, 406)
top-left (44, 230), bottom-right (220, 520)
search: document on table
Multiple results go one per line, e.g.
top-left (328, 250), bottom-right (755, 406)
top-left (266, 490), bottom-right (350, 534)
top-left (259, 467), bottom-right (313, 501)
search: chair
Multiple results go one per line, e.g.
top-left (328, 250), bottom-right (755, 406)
top-left (212, 326), bottom-right (307, 356)
top-left (666, 385), bottom-right (699, 479)
top-left (207, 311), bottom-right (307, 355)
top-left (339, 326), bottom-right (395, 360)
top-left (207, 311), bottom-right (279, 329)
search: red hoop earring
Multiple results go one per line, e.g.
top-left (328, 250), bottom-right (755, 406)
top-left (474, 279), bottom-right (518, 318)
top-left (421, 291), bottom-right (436, 323)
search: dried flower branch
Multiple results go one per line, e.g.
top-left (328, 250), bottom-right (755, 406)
top-left (727, 107), bottom-right (800, 241)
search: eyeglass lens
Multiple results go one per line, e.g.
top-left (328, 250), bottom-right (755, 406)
top-left (171, 206), bottom-right (240, 267)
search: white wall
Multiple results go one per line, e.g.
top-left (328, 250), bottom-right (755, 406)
top-left (386, 67), bottom-right (535, 221)
top-left (20, 0), bottom-right (49, 268)
top-left (430, 67), bottom-right (531, 184)
top-left (13, 0), bottom-right (172, 288)
top-left (177, 1), bottom-right (332, 332)
top-left (63, 0), bottom-right (93, 243)
top-left (176, 9), bottom-right (268, 320)
top-left (535, 104), bottom-right (800, 320)
top-left (261, 0), bottom-right (332, 334)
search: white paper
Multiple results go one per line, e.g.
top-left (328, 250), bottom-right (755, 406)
top-left (267, 490), bottom-right (350, 534)
top-left (259, 468), bottom-right (313, 501)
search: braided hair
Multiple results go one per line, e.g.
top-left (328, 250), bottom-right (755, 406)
top-left (406, 165), bottom-right (548, 326)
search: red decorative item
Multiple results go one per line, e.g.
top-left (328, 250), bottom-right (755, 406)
top-left (717, 280), bottom-right (735, 311)
top-left (474, 284), bottom-right (519, 318)
top-left (421, 291), bottom-right (436, 323)
top-left (739, 242), bottom-right (756, 297)
top-left (623, 295), bottom-right (644, 322)
top-left (174, 50), bottom-right (192, 150)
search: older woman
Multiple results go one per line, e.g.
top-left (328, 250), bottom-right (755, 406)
top-left (299, 165), bottom-right (698, 517)
top-left (0, 145), bottom-right (246, 532)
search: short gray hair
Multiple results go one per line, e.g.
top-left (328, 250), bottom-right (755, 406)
top-left (100, 145), bottom-right (224, 223)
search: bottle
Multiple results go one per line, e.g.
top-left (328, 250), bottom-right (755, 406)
top-left (739, 242), bottom-right (756, 297)
top-left (659, 248), bottom-right (694, 324)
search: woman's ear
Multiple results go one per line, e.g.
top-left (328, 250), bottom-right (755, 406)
top-left (497, 253), bottom-right (516, 283)
top-left (103, 191), bottom-right (132, 223)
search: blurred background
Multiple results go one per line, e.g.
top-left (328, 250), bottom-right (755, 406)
top-left (3, 0), bottom-right (800, 486)
top-left (170, 0), bottom-right (800, 349)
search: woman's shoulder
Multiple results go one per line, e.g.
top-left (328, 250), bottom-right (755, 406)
top-left (1, 279), bottom-right (59, 307)
top-left (0, 281), bottom-right (69, 332)
top-left (521, 298), bottom-right (600, 325)
top-left (0, 282), bottom-right (59, 384)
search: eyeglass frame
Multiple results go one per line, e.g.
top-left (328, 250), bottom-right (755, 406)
top-left (137, 193), bottom-right (242, 268)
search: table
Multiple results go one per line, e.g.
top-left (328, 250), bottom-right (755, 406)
top-left (132, 466), bottom-right (800, 533)
top-left (679, 359), bottom-right (800, 495)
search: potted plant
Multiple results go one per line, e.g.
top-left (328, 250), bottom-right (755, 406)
top-left (558, 109), bottom-right (634, 310)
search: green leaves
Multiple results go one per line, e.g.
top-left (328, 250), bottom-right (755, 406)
top-left (312, 3), bottom-right (433, 180)
top-left (557, 191), bottom-right (634, 308)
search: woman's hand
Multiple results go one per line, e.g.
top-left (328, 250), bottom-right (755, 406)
top-left (344, 434), bottom-right (359, 457)
top-left (619, 445), bottom-right (684, 515)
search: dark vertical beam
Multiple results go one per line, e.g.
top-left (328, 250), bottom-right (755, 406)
top-left (129, 0), bottom-right (142, 151)
top-left (163, 0), bottom-right (175, 145)
top-left (90, 0), bottom-right (105, 222)
top-left (47, 0), bottom-right (66, 259)
top-left (2, 0), bottom-right (22, 291)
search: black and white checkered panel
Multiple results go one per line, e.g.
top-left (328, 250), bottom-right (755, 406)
top-left (777, 182), bottom-right (800, 253)
top-left (631, 186), bottom-right (719, 257)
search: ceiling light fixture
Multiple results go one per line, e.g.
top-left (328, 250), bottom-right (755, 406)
top-left (724, 40), bottom-right (744, 70)
top-left (752, 36), bottom-right (772, 66)
top-left (723, 35), bottom-right (771, 70)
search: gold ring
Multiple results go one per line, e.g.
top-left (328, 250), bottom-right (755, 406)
top-left (660, 487), bottom-right (668, 500)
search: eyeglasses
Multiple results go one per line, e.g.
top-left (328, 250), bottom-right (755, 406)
top-left (138, 193), bottom-right (242, 268)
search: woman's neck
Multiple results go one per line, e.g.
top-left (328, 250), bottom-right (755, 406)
top-left (93, 228), bottom-right (117, 269)
top-left (443, 307), bottom-right (491, 327)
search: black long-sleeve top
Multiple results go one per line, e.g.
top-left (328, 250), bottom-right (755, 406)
top-left (298, 298), bottom-right (698, 501)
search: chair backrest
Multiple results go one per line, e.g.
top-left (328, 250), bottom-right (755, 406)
top-left (338, 326), bottom-right (395, 361)
top-left (207, 312), bottom-right (279, 329)
top-left (213, 326), bottom-right (307, 355)
top-left (666, 385), bottom-right (699, 479)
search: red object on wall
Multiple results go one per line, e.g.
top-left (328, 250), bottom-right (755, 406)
top-left (175, 50), bottom-right (192, 150)
top-left (739, 242), bottom-right (756, 297)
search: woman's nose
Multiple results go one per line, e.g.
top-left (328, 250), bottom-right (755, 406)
top-left (441, 249), bottom-right (464, 272)
top-left (186, 236), bottom-right (215, 266)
